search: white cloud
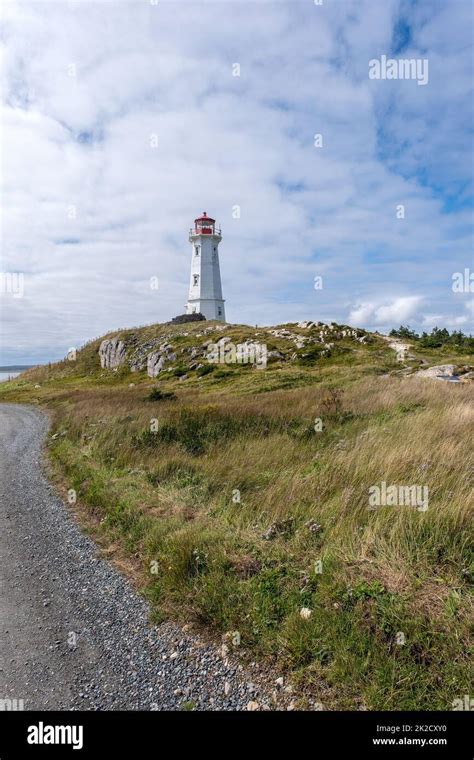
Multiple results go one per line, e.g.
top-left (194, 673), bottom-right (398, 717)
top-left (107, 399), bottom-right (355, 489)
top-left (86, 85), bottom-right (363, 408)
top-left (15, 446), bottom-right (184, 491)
top-left (421, 300), bottom-right (474, 331)
top-left (348, 296), bottom-right (423, 329)
top-left (0, 0), bottom-right (472, 363)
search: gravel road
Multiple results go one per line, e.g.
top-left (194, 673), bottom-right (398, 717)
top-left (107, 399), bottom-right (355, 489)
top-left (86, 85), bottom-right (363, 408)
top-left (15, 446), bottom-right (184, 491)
top-left (0, 404), bottom-right (284, 711)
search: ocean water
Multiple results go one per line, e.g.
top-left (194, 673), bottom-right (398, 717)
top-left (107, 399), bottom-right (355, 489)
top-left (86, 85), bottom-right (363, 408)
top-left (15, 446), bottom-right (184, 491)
top-left (0, 371), bottom-right (21, 383)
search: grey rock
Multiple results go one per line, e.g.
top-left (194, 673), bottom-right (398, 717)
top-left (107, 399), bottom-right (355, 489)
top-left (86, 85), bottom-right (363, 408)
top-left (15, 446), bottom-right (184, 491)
top-left (147, 348), bottom-right (176, 378)
top-left (98, 338), bottom-right (126, 370)
top-left (415, 364), bottom-right (457, 379)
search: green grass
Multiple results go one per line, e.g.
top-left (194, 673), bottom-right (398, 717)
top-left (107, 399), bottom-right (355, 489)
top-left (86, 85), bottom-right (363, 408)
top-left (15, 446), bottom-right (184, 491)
top-left (1, 319), bottom-right (472, 710)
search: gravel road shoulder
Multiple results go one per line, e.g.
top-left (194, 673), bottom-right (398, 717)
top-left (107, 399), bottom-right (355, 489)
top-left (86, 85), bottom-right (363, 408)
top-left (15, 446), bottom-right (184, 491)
top-left (0, 404), bottom-right (292, 711)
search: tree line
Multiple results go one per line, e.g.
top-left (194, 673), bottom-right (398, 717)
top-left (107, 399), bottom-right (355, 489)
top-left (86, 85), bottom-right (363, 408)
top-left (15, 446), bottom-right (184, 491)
top-left (389, 325), bottom-right (474, 351)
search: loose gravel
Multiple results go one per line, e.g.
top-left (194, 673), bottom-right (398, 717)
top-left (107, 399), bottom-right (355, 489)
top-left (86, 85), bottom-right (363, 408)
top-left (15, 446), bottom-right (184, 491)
top-left (0, 404), bottom-right (290, 711)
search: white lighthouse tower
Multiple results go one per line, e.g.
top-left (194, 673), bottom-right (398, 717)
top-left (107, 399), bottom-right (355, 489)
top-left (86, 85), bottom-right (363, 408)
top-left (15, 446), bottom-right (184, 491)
top-left (186, 212), bottom-right (226, 321)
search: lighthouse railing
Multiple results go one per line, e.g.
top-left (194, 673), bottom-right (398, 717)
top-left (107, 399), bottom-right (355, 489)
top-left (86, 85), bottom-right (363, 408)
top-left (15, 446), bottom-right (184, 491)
top-left (189, 227), bottom-right (222, 236)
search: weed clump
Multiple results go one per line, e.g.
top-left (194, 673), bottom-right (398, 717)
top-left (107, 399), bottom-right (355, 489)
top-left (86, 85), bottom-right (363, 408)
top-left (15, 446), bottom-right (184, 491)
top-left (147, 387), bottom-right (176, 402)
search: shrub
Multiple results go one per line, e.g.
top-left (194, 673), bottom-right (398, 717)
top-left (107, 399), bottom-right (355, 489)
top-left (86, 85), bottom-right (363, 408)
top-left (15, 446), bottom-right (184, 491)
top-left (197, 364), bottom-right (215, 377)
top-left (147, 387), bottom-right (176, 401)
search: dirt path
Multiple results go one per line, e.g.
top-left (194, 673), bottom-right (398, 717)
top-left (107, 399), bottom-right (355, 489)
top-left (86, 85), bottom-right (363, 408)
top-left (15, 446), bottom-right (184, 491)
top-left (381, 335), bottom-right (412, 361)
top-left (0, 404), bottom-right (285, 711)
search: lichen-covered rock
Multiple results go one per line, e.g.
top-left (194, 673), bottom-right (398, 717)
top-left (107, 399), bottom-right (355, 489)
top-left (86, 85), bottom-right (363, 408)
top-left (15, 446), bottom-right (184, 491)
top-left (414, 364), bottom-right (473, 382)
top-left (415, 364), bottom-right (457, 379)
top-left (129, 340), bottom-right (160, 372)
top-left (147, 352), bottom-right (165, 378)
top-left (147, 347), bottom-right (176, 377)
top-left (130, 356), bottom-right (147, 372)
top-left (99, 338), bottom-right (126, 369)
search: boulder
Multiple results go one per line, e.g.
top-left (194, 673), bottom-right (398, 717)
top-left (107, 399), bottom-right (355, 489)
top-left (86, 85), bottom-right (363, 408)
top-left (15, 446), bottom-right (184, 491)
top-left (129, 340), bottom-right (161, 372)
top-left (147, 347), bottom-right (176, 378)
top-left (415, 364), bottom-right (457, 379)
top-left (147, 353), bottom-right (165, 377)
top-left (170, 313), bottom-right (206, 324)
top-left (99, 338), bottom-right (126, 369)
top-left (130, 356), bottom-right (147, 372)
top-left (267, 350), bottom-right (284, 360)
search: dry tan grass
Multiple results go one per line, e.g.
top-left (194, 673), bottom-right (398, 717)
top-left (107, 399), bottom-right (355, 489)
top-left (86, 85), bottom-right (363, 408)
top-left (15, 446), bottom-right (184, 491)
top-left (4, 363), bottom-right (472, 709)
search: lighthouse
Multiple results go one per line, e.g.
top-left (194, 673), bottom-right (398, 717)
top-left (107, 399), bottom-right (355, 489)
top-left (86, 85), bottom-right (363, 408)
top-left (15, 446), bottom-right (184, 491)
top-left (186, 212), bottom-right (226, 321)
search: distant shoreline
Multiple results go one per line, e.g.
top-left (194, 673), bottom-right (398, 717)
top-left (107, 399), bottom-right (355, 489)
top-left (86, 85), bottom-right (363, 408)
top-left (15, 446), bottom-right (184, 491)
top-left (0, 366), bottom-right (34, 372)
top-left (0, 366), bottom-right (34, 383)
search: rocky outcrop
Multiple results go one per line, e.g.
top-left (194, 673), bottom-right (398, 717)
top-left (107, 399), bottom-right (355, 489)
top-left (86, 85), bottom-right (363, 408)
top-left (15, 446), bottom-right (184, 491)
top-left (99, 338), bottom-right (126, 370)
top-left (415, 364), bottom-right (457, 379)
top-left (147, 345), bottom-right (177, 377)
top-left (297, 320), bottom-right (322, 329)
top-left (96, 321), bottom-right (377, 377)
top-left (129, 341), bottom-right (160, 372)
top-left (98, 334), bottom-right (179, 376)
top-left (415, 364), bottom-right (473, 382)
top-left (129, 355), bottom-right (147, 373)
top-left (147, 353), bottom-right (165, 377)
top-left (170, 313), bottom-right (206, 324)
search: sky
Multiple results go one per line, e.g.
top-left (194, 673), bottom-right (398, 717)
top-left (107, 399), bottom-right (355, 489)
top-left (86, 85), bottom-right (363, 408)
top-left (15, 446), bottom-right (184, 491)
top-left (0, 0), bottom-right (473, 364)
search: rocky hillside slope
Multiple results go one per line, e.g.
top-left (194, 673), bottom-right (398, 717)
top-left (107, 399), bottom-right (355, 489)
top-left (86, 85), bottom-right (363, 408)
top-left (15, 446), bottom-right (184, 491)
top-left (19, 318), bottom-right (472, 391)
top-left (97, 320), bottom-right (372, 377)
top-left (20, 319), bottom-right (390, 391)
top-left (1, 319), bottom-right (472, 711)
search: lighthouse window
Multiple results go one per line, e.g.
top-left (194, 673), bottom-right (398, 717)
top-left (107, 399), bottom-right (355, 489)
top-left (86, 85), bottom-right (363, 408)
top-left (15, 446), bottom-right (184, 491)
top-left (193, 274), bottom-right (199, 286)
top-left (195, 246), bottom-right (200, 256)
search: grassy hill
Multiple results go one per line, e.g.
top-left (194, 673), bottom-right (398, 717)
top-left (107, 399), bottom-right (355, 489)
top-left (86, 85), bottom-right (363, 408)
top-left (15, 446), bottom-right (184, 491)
top-left (1, 319), bottom-right (472, 710)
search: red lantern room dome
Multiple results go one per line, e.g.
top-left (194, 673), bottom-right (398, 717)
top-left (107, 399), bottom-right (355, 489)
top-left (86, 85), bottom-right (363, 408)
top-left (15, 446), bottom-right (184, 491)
top-left (194, 211), bottom-right (215, 224)
top-left (191, 211), bottom-right (221, 236)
